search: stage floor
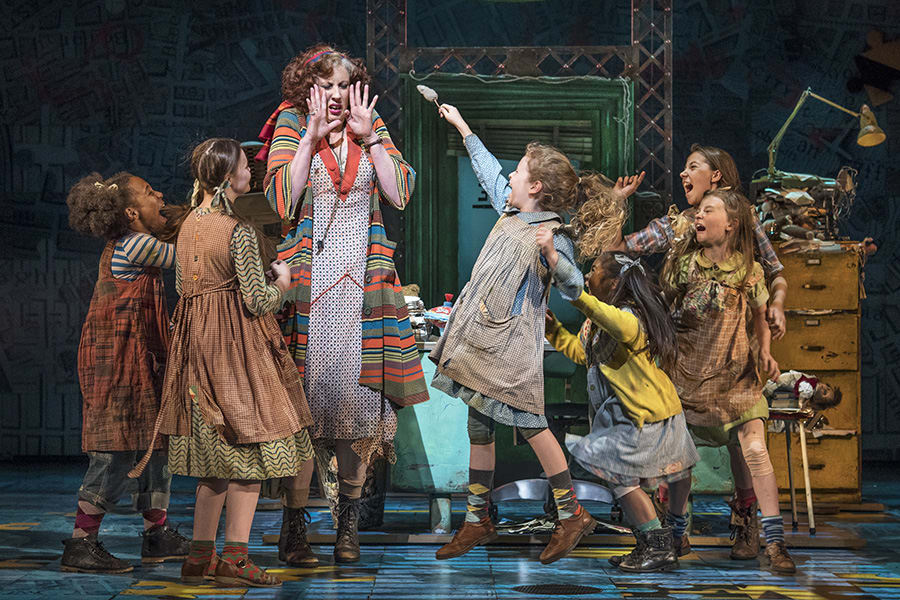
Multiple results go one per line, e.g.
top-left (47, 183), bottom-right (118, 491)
top-left (1, 461), bottom-right (899, 599)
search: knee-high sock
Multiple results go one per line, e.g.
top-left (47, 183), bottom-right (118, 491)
top-left (465, 468), bottom-right (494, 523)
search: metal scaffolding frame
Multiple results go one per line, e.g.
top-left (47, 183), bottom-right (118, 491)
top-left (366, 0), bottom-right (673, 203)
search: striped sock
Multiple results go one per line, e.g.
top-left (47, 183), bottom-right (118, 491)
top-left (760, 515), bottom-right (785, 544)
top-left (142, 508), bottom-right (167, 530)
top-left (667, 511), bottom-right (688, 539)
top-left (548, 470), bottom-right (581, 521)
top-left (465, 468), bottom-right (494, 523)
top-left (73, 501), bottom-right (105, 538)
top-left (186, 539), bottom-right (216, 565)
top-left (637, 517), bottom-right (662, 533)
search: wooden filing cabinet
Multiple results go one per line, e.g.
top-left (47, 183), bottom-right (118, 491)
top-left (768, 244), bottom-right (862, 504)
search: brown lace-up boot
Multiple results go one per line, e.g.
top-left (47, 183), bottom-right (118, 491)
top-left (279, 507), bottom-right (319, 567)
top-left (728, 497), bottom-right (761, 560)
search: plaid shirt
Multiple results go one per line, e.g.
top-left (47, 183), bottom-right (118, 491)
top-left (625, 209), bottom-right (784, 280)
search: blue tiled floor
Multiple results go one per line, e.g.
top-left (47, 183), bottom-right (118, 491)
top-left (2, 460), bottom-right (900, 599)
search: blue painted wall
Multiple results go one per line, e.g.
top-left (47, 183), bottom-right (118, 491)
top-left (1, 1), bottom-right (898, 457)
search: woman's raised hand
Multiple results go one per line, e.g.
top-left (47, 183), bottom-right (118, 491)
top-left (347, 81), bottom-right (379, 139)
top-left (305, 85), bottom-right (344, 143)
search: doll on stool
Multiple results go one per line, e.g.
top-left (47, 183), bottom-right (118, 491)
top-left (763, 370), bottom-right (841, 412)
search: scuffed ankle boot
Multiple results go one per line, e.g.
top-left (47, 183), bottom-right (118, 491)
top-left (279, 507), bottom-right (319, 567)
top-left (618, 526), bottom-right (678, 572)
top-left (609, 528), bottom-right (648, 567)
top-left (60, 535), bottom-right (133, 574)
top-left (728, 498), bottom-right (760, 560)
top-left (765, 540), bottom-right (796, 574)
top-left (141, 521), bottom-right (190, 564)
top-left (334, 494), bottom-right (361, 564)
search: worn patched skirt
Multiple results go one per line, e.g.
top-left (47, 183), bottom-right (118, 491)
top-left (168, 399), bottom-right (313, 480)
top-left (566, 366), bottom-right (698, 487)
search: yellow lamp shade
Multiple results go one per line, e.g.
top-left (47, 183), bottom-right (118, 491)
top-left (857, 104), bottom-right (886, 147)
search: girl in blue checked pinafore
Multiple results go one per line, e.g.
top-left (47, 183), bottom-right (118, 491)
top-left (431, 104), bottom-right (627, 565)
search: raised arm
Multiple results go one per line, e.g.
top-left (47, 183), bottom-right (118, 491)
top-left (347, 83), bottom-right (415, 209)
top-left (440, 103), bottom-right (509, 215)
top-left (623, 215), bottom-right (675, 256)
top-left (266, 86), bottom-right (343, 219)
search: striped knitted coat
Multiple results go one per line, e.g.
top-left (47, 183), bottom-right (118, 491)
top-left (264, 105), bottom-right (428, 407)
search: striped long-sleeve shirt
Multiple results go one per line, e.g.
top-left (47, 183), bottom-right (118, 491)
top-left (111, 232), bottom-right (175, 280)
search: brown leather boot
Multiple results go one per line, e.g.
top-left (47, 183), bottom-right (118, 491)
top-left (279, 507), bottom-right (319, 567)
top-left (539, 506), bottom-right (597, 564)
top-left (728, 498), bottom-right (760, 560)
top-left (333, 494), bottom-right (361, 564)
top-left (436, 517), bottom-right (498, 560)
top-left (674, 534), bottom-right (691, 557)
top-left (765, 541), bottom-right (797, 574)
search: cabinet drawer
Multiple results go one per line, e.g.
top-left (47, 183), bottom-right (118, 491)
top-left (770, 313), bottom-right (858, 371)
top-left (778, 251), bottom-right (859, 311)
top-left (767, 433), bottom-right (859, 492)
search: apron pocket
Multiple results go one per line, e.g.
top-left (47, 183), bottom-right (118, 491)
top-left (465, 300), bottom-right (514, 352)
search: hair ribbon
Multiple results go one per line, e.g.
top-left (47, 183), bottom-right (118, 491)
top-left (614, 253), bottom-right (645, 276)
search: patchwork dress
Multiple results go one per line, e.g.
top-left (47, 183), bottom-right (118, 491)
top-left (667, 250), bottom-right (770, 445)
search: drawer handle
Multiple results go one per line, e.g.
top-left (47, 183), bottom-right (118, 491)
top-left (804, 319), bottom-right (820, 326)
top-left (805, 258), bottom-right (822, 266)
top-left (809, 463), bottom-right (825, 471)
top-left (801, 345), bottom-right (825, 352)
top-left (802, 283), bottom-right (826, 291)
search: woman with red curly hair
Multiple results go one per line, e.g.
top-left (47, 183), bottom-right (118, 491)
top-left (257, 44), bottom-right (427, 565)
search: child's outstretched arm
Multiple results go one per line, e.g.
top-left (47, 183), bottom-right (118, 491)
top-left (544, 310), bottom-right (586, 365)
top-left (570, 291), bottom-right (641, 346)
top-left (439, 103), bottom-right (509, 215)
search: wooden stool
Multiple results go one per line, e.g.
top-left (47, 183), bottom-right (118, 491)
top-left (768, 409), bottom-right (817, 535)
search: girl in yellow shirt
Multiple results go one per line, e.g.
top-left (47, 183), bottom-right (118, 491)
top-left (545, 251), bottom-right (698, 573)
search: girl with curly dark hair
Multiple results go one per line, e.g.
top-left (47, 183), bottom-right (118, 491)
top-left (257, 44), bottom-right (427, 566)
top-left (61, 172), bottom-right (188, 574)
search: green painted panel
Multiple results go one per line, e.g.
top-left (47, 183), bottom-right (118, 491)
top-left (692, 447), bottom-right (735, 495)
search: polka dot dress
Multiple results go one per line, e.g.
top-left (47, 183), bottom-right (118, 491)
top-left (305, 149), bottom-right (397, 449)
